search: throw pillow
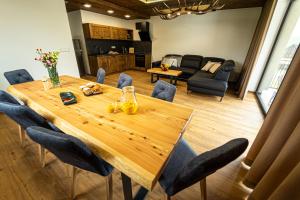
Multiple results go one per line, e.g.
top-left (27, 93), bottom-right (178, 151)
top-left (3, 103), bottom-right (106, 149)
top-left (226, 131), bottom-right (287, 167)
top-left (209, 63), bottom-right (222, 73)
top-left (161, 57), bottom-right (177, 68)
top-left (201, 61), bottom-right (214, 71)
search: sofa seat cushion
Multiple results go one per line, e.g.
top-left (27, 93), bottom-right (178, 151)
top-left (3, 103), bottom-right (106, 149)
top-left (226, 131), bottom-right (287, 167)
top-left (189, 71), bottom-right (214, 79)
top-left (179, 67), bottom-right (198, 75)
top-left (188, 75), bottom-right (227, 92)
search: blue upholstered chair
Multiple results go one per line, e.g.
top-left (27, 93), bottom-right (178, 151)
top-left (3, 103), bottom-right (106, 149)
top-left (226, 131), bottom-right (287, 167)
top-left (0, 90), bottom-right (20, 105)
top-left (135, 138), bottom-right (248, 200)
top-left (117, 73), bottom-right (133, 89)
top-left (96, 68), bottom-right (106, 84)
top-left (152, 80), bottom-right (176, 102)
top-left (4, 69), bottom-right (34, 85)
top-left (26, 126), bottom-right (114, 199)
top-left (0, 101), bottom-right (59, 146)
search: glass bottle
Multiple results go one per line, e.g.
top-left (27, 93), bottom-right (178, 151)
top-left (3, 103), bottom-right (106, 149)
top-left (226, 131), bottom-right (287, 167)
top-left (120, 86), bottom-right (138, 115)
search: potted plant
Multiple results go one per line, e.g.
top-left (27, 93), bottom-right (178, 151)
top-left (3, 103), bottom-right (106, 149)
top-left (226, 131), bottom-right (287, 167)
top-left (35, 49), bottom-right (60, 88)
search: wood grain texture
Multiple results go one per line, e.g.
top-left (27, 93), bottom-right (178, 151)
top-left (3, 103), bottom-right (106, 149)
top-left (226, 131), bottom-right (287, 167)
top-left (147, 68), bottom-right (183, 76)
top-left (0, 70), bottom-right (263, 199)
top-left (66, 0), bottom-right (266, 20)
top-left (7, 75), bottom-right (193, 190)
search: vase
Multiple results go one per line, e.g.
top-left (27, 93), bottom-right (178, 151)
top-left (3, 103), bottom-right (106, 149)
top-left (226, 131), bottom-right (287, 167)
top-left (46, 65), bottom-right (60, 88)
top-left (120, 86), bottom-right (138, 115)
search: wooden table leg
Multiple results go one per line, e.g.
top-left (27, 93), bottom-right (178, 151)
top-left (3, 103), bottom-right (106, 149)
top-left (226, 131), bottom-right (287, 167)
top-left (121, 173), bottom-right (133, 200)
top-left (169, 76), bottom-right (173, 84)
top-left (151, 73), bottom-right (159, 83)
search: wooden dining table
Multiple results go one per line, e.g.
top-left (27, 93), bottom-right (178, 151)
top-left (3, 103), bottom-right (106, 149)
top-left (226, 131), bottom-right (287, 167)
top-left (7, 75), bottom-right (193, 199)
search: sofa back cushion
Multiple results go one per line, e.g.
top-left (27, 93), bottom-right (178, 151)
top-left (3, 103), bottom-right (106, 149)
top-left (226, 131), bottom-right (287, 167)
top-left (180, 55), bottom-right (203, 70)
top-left (201, 57), bottom-right (225, 69)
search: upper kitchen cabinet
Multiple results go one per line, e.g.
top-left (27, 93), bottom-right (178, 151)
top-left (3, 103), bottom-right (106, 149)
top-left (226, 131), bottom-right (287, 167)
top-left (83, 23), bottom-right (133, 41)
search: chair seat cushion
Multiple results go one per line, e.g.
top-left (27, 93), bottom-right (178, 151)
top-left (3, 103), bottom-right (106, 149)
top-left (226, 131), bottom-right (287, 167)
top-left (179, 67), bottom-right (198, 75)
top-left (188, 74), bottom-right (227, 92)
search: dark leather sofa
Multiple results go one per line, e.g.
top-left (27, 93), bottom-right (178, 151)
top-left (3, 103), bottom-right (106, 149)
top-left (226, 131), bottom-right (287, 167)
top-left (152, 54), bottom-right (235, 101)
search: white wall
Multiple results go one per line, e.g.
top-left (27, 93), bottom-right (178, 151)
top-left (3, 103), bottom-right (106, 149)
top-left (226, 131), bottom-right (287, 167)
top-left (0, 0), bottom-right (79, 90)
top-left (150, 7), bottom-right (262, 73)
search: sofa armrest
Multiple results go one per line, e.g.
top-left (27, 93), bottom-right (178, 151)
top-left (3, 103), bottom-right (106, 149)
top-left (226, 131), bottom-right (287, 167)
top-left (152, 61), bottom-right (161, 68)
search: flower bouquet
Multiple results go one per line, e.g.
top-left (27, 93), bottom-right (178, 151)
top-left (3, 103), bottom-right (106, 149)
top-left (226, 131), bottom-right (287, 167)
top-left (35, 49), bottom-right (60, 88)
top-left (160, 63), bottom-right (170, 71)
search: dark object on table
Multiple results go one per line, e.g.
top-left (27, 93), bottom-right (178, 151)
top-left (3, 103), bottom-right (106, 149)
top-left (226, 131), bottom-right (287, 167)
top-left (4, 69), bottom-right (34, 85)
top-left (60, 92), bottom-right (77, 105)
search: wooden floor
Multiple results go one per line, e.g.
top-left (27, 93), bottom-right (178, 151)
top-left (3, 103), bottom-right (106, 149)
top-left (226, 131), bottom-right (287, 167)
top-left (0, 70), bottom-right (263, 200)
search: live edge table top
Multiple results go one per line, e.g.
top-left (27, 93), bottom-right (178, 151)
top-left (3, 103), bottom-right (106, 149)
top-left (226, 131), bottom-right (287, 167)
top-left (7, 75), bottom-right (193, 190)
top-left (147, 68), bottom-right (183, 77)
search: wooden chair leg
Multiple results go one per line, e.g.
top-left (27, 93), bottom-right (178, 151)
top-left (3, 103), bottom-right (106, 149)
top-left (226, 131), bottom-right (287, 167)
top-left (71, 166), bottom-right (78, 199)
top-left (39, 145), bottom-right (46, 168)
top-left (200, 178), bottom-right (207, 200)
top-left (18, 125), bottom-right (25, 147)
top-left (219, 97), bottom-right (223, 102)
top-left (106, 174), bottom-right (113, 200)
top-left (165, 194), bottom-right (171, 200)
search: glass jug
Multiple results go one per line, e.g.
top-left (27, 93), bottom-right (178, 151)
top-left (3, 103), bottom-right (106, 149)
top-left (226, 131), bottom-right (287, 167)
top-left (120, 86), bottom-right (138, 115)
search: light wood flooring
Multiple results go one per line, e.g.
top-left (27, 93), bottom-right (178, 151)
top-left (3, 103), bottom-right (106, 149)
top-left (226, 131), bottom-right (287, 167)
top-left (0, 70), bottom-right (263, 200)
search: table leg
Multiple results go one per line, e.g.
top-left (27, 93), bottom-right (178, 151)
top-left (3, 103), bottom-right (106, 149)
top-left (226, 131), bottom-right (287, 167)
top-left (157, 74), bottom-right (160, 81)
top-left (174, 77), bottom-right (178, 85)
top-left (134, 187), bottom-right (149, 200)
top-left (170, 76), bottom-right (173, 84)
top-left (121, 173), bottom-right (133, 200)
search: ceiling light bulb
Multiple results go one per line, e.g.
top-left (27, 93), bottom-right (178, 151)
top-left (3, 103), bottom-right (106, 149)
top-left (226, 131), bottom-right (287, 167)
top-left (83, 3), bottom-right (92, 8)
top-left (187, 11), bottom-right (192, 14)
top-left (107, 10), bottom-right (114, 14)
top-left (125, 14), bottom-right (131, 18)
top-left (167, 13), bottom-right (171, 17)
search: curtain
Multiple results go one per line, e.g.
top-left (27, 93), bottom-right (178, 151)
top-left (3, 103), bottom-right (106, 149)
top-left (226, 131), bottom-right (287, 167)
top-left (243, 46), bottom-right (300, 199)
top-left (237, 0), bottom-right (277, 99)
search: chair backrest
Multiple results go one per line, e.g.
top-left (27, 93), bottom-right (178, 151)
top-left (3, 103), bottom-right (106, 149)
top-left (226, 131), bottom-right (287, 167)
top-left (165, 138), bottom-right (248, 196)
top-left (26, 126), bottom-right (113, 176)
top-left (96, 68), bottom-right (106, 84)
top-left (0, 90), bottom-right (20, 105)
top-left (152, 80), bottom-right (176, 102)
top-left (117, 73), bottom-right (133, 89)
top-left (4, 69), bottom-right (34, 85)
top-left (0, 102), bottom-right (51, 129)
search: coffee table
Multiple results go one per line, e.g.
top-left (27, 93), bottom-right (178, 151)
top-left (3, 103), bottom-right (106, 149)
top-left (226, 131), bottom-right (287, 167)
top-left (147, 68), bottom-right (182, 85)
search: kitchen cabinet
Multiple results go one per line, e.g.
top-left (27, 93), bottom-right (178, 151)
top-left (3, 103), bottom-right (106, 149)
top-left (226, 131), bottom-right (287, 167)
top-left (83, 23), bottom-right (133, 40)
top-left (88, 54), bottom-right (136, 76)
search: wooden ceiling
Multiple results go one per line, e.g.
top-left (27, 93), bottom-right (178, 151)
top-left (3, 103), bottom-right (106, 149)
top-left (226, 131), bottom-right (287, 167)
top-left (66, 0), bottom-right (266, 19)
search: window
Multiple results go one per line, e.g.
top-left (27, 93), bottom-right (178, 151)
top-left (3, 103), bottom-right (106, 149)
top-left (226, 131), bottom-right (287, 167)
top-left (256, 0), bottom-right (300, 113)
